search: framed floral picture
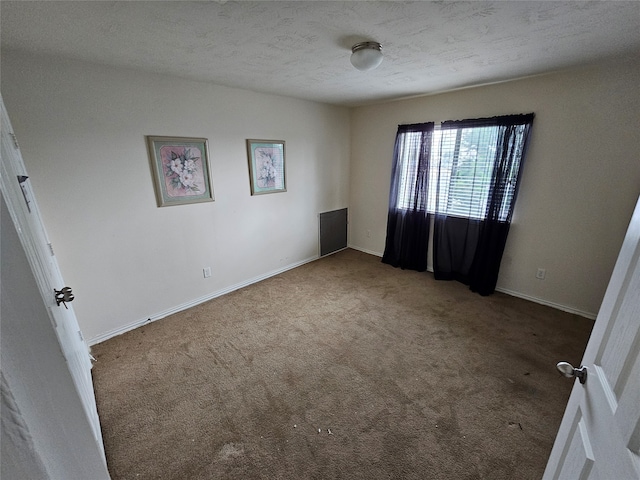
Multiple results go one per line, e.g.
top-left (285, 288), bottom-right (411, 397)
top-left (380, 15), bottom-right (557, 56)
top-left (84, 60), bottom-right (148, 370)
top-left (246, 139), bottom-right (286, 195)
top-left (147, 136), bottom-right (214, 207)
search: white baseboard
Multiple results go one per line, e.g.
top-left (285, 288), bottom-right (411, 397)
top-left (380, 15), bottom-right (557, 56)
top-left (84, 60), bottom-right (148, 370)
top-left (88, 254), bottom-right (319, 345)
top-left (348, 244), bottom-right (383, 257)
top-left (495, 287), bottom-right (597, 320)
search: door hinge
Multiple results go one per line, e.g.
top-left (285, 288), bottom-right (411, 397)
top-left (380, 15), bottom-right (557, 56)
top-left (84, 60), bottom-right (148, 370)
top-left (17, 175), bottom-right (31, 213)
top-left (48, 243), bottom-right (55, 256)
top-left (10, 132), bottom-right (19, 149)
top-left (78, 330), bottom-right (84, 342)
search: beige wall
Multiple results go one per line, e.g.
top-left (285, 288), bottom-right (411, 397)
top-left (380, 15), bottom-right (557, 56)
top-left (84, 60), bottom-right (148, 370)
top-left (1, 51), bottom-right (351, 342)
top-left (349, 59), bottom-right (640, 317)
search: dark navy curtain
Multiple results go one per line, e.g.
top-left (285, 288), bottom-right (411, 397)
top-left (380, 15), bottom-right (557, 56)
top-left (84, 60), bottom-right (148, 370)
top-left (433, 113), bottom-right (534, 295)
top-left (382, 123), bottom-right (434, 271)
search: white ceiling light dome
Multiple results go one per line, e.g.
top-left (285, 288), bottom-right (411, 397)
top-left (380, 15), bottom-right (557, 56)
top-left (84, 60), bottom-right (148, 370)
top-left (350, 41), bottom-right (383, 71)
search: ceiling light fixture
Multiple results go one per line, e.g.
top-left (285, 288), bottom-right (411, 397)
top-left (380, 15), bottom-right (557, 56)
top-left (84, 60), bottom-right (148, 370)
top-left (350, 41), bottom-right (383, 71)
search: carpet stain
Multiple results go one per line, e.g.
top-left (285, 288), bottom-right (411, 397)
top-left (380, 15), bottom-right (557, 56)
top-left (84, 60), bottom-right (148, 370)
top-left (217, 442), bottom-right (244, 461)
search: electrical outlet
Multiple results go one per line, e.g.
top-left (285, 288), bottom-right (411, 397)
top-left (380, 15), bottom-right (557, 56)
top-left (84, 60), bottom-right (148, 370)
top-left (536, 268), bottom-right (546, 280)
top-left (203, 267), bottom-right (212, 278)
top-left (366, 229), bottom-right (371, 238)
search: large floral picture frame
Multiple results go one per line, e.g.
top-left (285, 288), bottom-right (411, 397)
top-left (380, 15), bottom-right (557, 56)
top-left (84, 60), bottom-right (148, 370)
top-left (246, 139), bottom-right (286, 195)
top-left (147, 136), bottom-right (214, 207)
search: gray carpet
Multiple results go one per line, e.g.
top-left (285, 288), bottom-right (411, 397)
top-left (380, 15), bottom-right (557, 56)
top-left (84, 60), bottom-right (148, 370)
top-left (92, 248), bottom-right (593, 479)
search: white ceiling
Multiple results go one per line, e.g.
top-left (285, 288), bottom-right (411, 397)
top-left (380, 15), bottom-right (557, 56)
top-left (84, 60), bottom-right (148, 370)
top-left (2, 1), bottom-right (639, 106)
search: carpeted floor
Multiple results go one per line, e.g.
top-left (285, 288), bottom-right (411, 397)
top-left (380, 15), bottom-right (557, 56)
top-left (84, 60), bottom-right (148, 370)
top-left (91, 248), bottom-right (593, 479)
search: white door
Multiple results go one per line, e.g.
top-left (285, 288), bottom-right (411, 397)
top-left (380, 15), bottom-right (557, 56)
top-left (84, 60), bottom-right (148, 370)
top-left (0, 96), bottom-right (106, 459)
top-left (543, 194), bottom-right (640, 479)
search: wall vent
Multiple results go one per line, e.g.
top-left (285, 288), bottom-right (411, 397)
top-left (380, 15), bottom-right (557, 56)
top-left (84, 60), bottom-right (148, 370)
top-left (319, 208), bottom-right (348, 257)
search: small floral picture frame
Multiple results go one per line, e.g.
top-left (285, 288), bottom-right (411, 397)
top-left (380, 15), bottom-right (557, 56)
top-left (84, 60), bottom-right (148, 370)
top-left (246, 139), bottom-right (286, 195)
top-left (147, 136), bottom-right (214, 207)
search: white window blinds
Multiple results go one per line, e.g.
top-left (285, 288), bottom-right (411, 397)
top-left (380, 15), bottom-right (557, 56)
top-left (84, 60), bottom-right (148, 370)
top-left (397, 122), bottom-right (529, 221)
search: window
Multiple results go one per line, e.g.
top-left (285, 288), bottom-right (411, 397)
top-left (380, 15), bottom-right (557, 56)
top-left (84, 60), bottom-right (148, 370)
top-left (397, 123), bottom-right (530, 221)
top-left (383, 114), bottom-right (534, 291)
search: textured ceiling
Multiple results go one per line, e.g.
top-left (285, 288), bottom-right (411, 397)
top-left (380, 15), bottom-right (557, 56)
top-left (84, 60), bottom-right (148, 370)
top-left (2, 1), bottom-right (639, 106)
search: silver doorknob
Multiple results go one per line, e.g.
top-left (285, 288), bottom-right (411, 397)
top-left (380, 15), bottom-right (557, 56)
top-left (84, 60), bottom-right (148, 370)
top-left (556, 361), bottom-right (587, 384)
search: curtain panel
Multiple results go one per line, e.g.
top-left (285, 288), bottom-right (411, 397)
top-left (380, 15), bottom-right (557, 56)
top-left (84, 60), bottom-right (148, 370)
top-left (382, 122), bottom-right (434, 271)
top-left (382, 113), bottom-right (534, 296)
top-left (433, 113), bottom-right (534, 295)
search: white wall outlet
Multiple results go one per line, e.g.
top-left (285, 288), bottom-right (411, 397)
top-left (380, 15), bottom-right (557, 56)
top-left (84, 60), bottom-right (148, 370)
top-left (366, 229), bottom-right (371, 238)
top-left (536, 268), bottom-right (546, 280)
top-left (203, 267), bottom-right (212, 278)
